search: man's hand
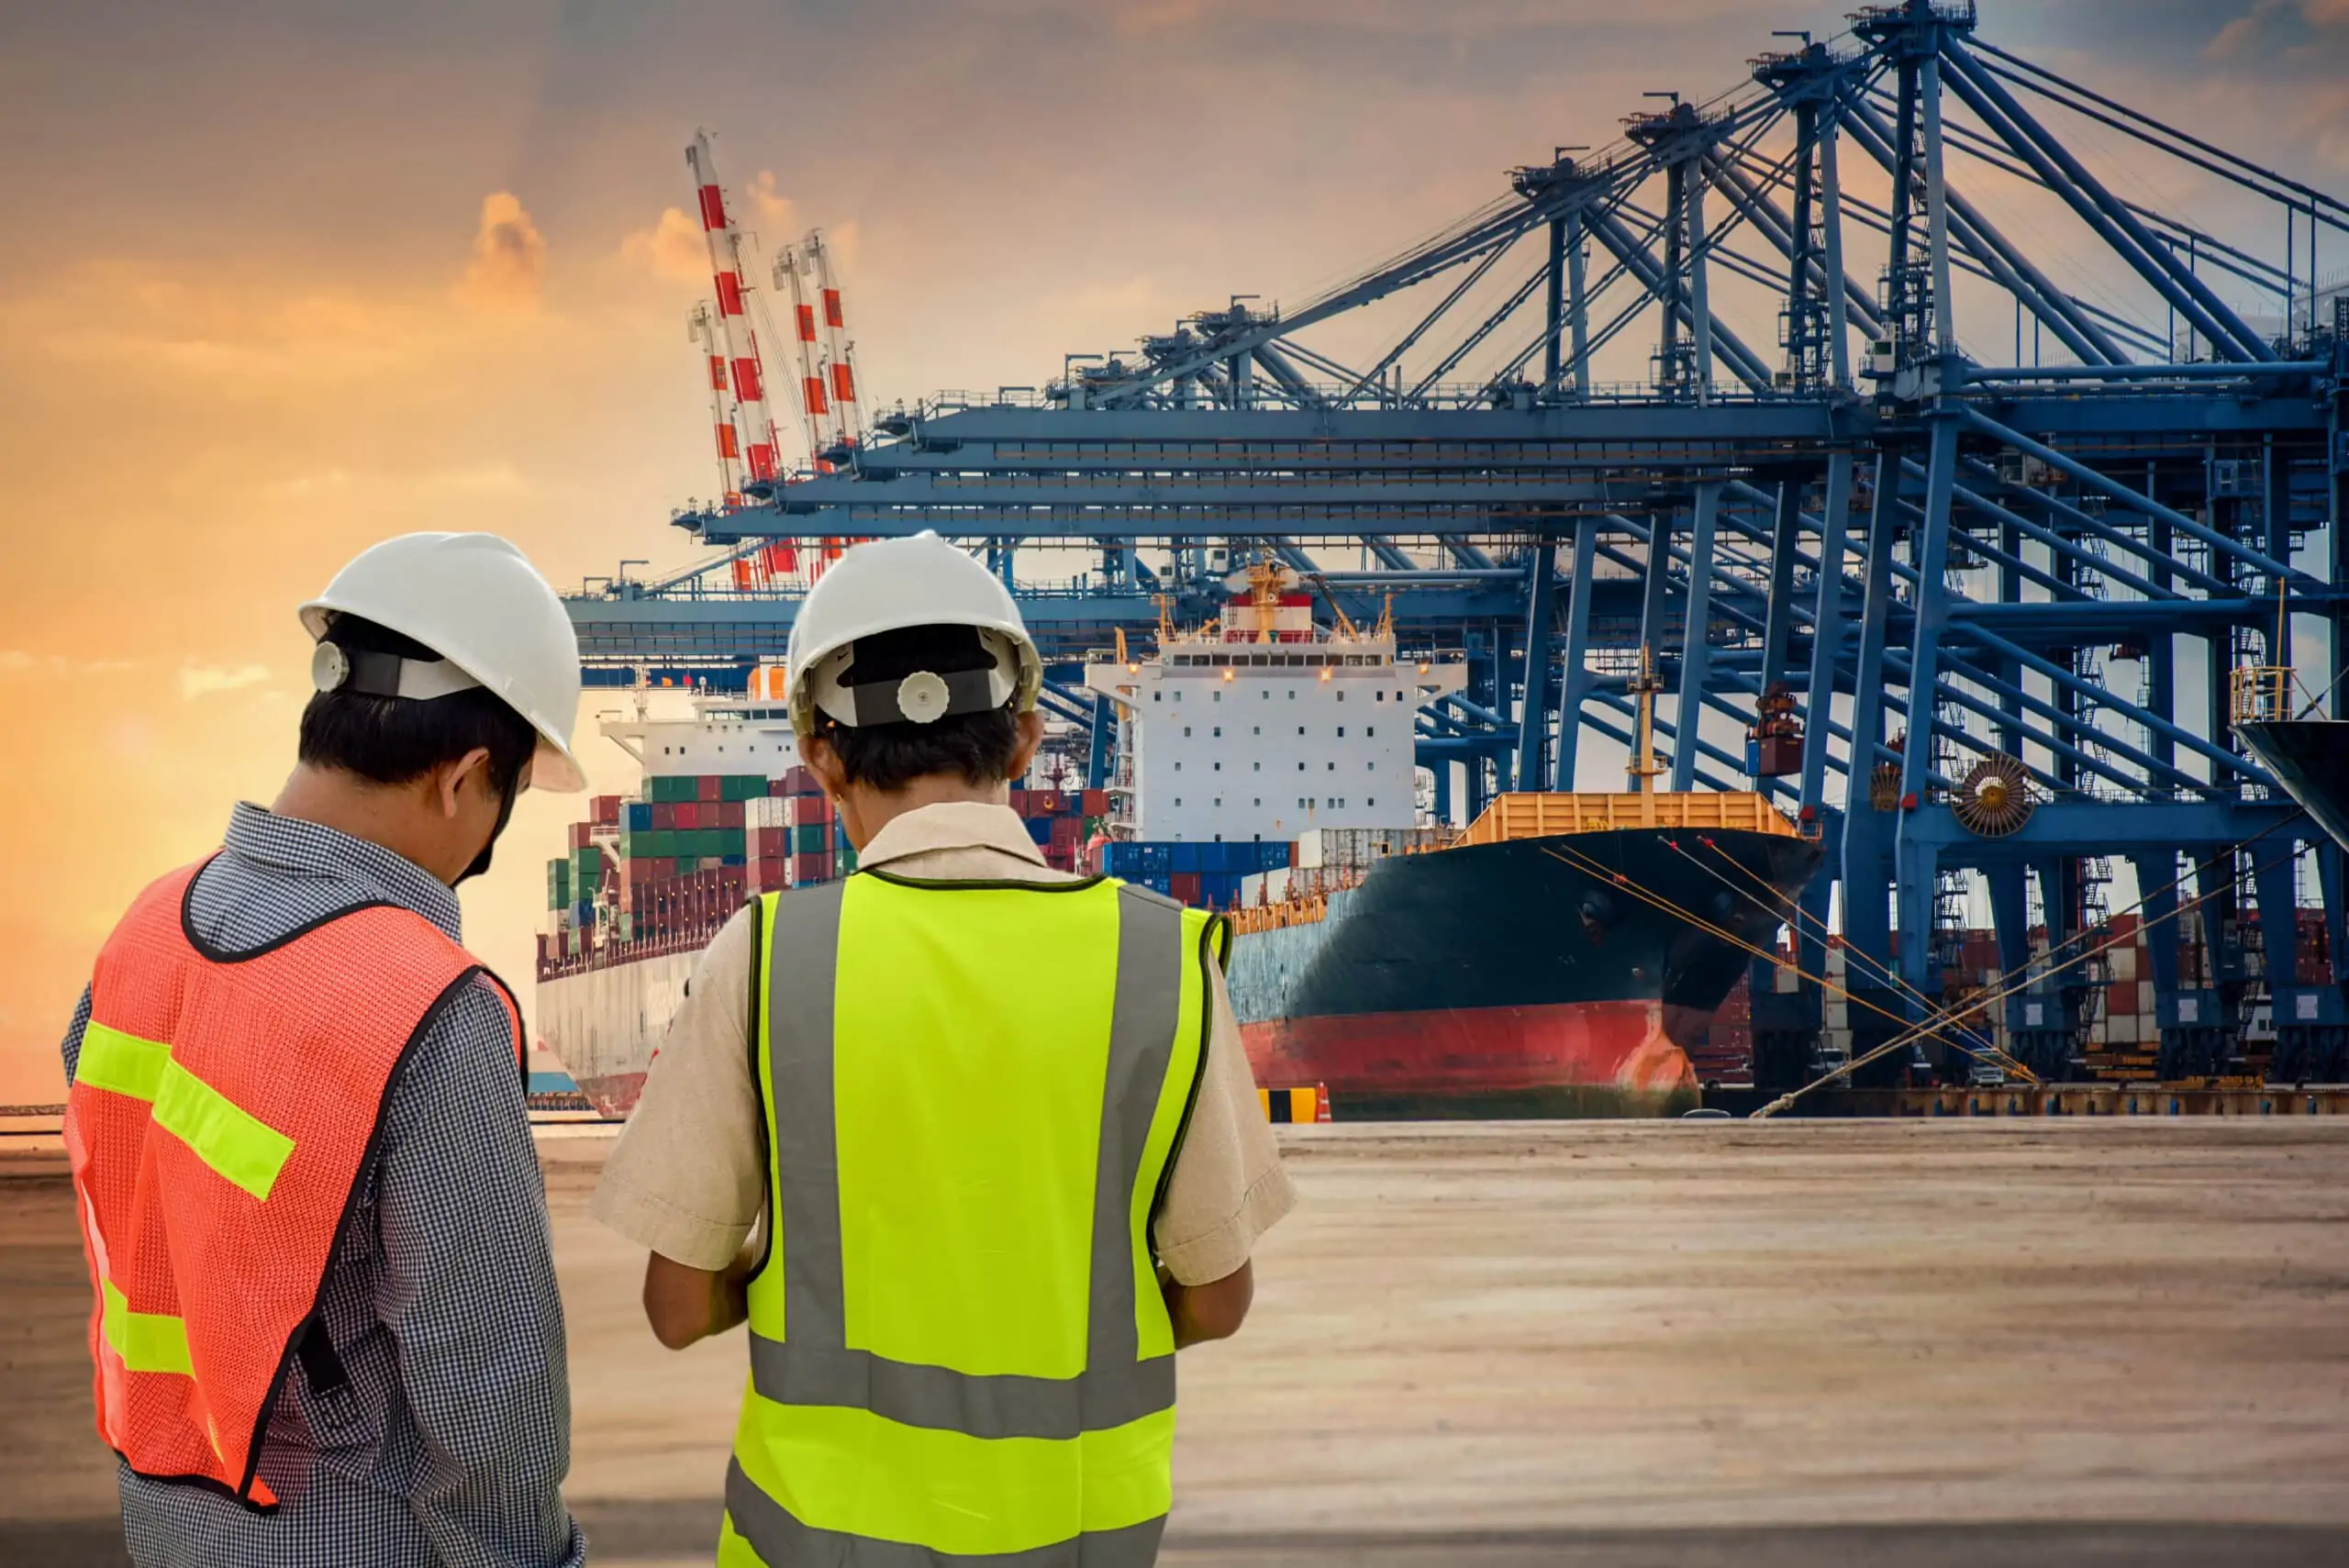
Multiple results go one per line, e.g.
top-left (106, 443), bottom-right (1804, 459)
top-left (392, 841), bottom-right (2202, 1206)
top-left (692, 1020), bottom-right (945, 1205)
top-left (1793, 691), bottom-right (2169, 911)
top-left (1163, 1260), bottom-right (1253, 1348)
top-left (642, 1251), bottom-right (750, 1350)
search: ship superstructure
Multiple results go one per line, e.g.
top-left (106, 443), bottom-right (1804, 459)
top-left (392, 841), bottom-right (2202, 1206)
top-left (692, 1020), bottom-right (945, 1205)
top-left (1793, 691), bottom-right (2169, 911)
top-left (1083, 562), bottom-right (1466, 844)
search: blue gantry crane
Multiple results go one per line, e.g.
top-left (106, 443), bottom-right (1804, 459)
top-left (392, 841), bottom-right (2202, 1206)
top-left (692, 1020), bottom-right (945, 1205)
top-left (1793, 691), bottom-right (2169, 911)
top-left (567, 0), bottom-right (2349, 1089)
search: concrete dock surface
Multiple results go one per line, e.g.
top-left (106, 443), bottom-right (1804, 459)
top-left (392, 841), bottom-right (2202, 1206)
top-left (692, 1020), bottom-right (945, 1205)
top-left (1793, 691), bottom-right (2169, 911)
top-left (6, 1119), bottom-right (2348, 1565)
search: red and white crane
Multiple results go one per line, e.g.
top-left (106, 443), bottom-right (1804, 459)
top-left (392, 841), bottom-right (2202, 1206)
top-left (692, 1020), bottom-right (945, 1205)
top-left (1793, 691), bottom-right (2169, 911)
top-left (685, 129), bottom-right (782, 486)
top-left (685, 301), bottom-right (741, 505)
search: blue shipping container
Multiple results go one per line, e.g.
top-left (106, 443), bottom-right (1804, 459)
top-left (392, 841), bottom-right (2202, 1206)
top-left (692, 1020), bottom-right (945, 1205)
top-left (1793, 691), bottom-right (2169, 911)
top-left (624, 801), bottom-right (654, 832)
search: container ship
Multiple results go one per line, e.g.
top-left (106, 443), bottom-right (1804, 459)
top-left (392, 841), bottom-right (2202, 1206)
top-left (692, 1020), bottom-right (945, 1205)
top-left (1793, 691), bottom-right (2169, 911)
top-left (1082, 569), bottom-right (1821, 1117)
top-left (539, 565), bottom-right (1820, 1118)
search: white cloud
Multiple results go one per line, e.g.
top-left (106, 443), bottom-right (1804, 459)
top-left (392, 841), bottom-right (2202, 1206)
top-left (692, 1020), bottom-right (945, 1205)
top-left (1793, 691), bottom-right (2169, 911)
top-left (0, 651), bottom-right (138, 678)
top-left (178, 662), bottom-right (273, 699)
top-left (460, 191), bottom-right (548, 311)
top-left (620, 205), bottom-right (710, 284)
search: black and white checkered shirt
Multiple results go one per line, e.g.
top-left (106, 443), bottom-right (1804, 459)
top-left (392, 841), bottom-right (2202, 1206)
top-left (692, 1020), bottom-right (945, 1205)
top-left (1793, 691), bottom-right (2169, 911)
top-left (61, 803), bottom-right (585, 1568)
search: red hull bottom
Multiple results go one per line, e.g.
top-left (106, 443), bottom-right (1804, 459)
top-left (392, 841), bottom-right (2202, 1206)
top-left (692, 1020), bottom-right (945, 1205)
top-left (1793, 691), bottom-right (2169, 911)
top-left (1241, 1001), bottom-right (1703, 1119)
top-left (574, 1072), bottom-right (647, 1120)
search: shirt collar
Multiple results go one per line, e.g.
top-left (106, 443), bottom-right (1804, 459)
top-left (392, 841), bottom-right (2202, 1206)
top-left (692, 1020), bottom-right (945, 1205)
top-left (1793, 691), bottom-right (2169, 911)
top-left (222, 801), bottom-right (465, 940)
top-left (855, 801), bottom-right (1049, 873)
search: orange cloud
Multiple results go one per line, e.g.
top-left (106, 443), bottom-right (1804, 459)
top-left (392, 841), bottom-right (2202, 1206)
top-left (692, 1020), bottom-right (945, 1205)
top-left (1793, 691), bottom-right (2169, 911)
top-left (461, 191), bottom-right (548, 310)
top-left (746, 170), bottom-right (796, 232)
top-left (622, 205), bottom-right (710, 284)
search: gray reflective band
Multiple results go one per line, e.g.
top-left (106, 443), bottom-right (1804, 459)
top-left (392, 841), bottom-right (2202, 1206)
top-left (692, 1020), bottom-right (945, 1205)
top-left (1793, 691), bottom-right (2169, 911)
top-left (1088, 887), bottom-right (1185, 1378)
top-left (726, 1459), bottom-right (1169, 1567)
top-left (768, 881), bottom-right (849, 1350)
top-left (760, 879), bottom-right (1189, 1441)
top-left (748, 1338), bottom-right (1174, 1442)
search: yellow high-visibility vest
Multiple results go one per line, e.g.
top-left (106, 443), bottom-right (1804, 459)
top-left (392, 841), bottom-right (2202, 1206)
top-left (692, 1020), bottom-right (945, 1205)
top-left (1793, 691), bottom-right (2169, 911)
top-left (721, 871), bottom-right (1221, 1567)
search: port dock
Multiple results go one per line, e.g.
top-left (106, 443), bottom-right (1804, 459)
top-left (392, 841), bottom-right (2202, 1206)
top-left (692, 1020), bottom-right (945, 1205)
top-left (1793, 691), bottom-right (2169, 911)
top-left (8, 1121), bottom-right (2348, 1566)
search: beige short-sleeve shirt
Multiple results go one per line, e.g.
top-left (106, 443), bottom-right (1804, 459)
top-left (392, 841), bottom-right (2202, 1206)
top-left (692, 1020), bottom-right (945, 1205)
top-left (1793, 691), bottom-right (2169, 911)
top-left (591, 801), bottom-right (1294, 1286)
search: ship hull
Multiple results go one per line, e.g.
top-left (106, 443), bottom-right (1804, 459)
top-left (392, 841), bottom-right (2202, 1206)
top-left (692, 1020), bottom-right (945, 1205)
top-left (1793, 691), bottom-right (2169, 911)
top-left (1228, 828), bottom-right (1820, 1118)
top-left (535, 947), bottom-right (698, 1118)
top-left (2236, 719), bottom-right (2349, 854)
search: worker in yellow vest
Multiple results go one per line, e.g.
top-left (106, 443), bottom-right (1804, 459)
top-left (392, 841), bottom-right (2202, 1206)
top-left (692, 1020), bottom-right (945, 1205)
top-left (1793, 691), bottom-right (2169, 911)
top-left (593, 530), bottom-right (1295, 1565)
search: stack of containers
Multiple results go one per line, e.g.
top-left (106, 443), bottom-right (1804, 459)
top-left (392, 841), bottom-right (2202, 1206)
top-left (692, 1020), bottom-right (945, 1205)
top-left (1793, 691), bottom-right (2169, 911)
top-left (1010, 786), bottom-right (1112, 875)
top-left (1097, 840), bottom-right (1290, 907)
top-left (753, 768), bottom-right (840, 889)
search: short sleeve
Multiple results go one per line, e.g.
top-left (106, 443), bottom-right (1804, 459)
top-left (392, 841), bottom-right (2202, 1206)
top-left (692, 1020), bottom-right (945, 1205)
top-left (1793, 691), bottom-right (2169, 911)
top-left (590, 903), bottom-right (766, 1270)
top-left (1149, 960), bottom-right (1296, 1285)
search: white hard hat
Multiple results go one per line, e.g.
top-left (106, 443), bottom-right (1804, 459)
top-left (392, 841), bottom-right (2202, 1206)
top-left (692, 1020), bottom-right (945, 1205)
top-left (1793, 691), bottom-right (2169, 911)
top-left (785, 531), bottom-right (1041, 737)
top-left (299, 533), bottom-right (588, 793)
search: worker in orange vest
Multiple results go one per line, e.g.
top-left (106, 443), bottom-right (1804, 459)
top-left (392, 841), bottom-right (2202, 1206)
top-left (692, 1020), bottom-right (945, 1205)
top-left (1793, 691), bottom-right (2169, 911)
top-left (60, 534), bottom-right (590, 1567)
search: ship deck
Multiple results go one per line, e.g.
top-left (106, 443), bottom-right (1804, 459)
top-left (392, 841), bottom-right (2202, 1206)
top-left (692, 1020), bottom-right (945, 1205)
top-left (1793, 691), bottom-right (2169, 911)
top-left (7, 1121), bottom-right (2349, 1565)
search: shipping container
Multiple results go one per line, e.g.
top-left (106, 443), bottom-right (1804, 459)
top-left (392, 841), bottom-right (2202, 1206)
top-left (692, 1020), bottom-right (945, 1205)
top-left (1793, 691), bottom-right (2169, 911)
top-left (1082, 789), bottom-right (1108, 817)
top-left (624, 801), bottom-right (654, 833)
top-left (546, 858), bottom-right (571, 910)
top-left (794, 822), bottom-right (829, 855)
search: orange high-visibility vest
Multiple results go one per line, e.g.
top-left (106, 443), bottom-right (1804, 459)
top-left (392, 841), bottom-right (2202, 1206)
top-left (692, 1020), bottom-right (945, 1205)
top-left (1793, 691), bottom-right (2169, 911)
top-left (63, 860), bottom-right (519, 1509)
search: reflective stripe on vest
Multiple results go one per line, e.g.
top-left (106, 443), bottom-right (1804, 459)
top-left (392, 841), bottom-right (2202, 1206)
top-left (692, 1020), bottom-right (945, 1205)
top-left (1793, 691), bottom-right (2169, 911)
top-left (727, 873), bottom-right (1215, 1566)
top-left (63, 860), bottom-right (518, 1511)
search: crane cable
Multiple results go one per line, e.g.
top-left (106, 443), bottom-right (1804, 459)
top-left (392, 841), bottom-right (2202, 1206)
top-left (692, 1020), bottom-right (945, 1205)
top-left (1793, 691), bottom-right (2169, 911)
top-left (1534, 838), bottom-right (2027, 1082)
top-left (1662, 836), bottom-right (2030, 1079)
top-left (1749, 816), bottom-right (2303, 1118)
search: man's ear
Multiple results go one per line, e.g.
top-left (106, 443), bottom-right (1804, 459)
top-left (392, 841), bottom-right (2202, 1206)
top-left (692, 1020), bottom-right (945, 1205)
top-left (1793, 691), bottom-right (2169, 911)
top-left (1007, 710), bottom-right (1047, 781)
top-left (803, 733), bottom-right (850, 798)
top-left (437, 747), bottom-right (495, 818)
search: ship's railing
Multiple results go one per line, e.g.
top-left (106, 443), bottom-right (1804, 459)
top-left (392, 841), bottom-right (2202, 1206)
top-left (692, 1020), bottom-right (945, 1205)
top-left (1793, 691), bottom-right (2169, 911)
top-left (1462, 791), bottom-right (1802, 845)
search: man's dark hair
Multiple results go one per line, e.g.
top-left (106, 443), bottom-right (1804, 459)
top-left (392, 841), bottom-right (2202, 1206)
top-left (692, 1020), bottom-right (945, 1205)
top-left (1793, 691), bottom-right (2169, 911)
top-left (299, 613), bottom-right (537, 793)
top-left (818, 624), bottom-right (1023, 793)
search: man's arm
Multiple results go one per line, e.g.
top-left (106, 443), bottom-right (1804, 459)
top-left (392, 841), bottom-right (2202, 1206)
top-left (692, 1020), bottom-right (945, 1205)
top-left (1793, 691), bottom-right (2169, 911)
top-left (1150, 963), bottom-right (1296, 1329)
top-left (61, 986), bottom-right (92, 1084)
top-left (643, 1248), bottom-right (751, 1351)
top-left (377, 981), bottom-right (583, 1568)
top-left (590, 904), bottom-right (769, 1350)
top-left (1164, 1260), bottom-right (1253, 1347)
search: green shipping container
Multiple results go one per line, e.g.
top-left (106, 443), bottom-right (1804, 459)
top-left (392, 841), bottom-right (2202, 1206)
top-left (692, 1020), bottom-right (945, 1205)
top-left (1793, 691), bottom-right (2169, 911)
top-left (573, 846), bottom-right (601, 882)
top-left (649, 774), bottom-right (698, 804)
top-left (793, 822), bottom-right (829, 854)
top-left (721, 773), bottom-right (768, 802)
top-left (718, 827), bottom-right (747, 856)
top-left (618, 913), bottom-right (635, 942)
top-left (547, 858), bottom-right (571, 910)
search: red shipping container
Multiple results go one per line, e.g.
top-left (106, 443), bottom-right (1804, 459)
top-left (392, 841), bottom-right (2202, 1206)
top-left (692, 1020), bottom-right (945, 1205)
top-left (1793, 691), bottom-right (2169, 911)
top-left (751, 826), bottom-right (785, 858)
top-left (789, 852), bottom-right (831, 884)
top-left (651, 801), bottom-right (677, 830)
top-left (1082, 790), bottom-right (1108, 817)
top-left (1168, 873), bottom-right (1201, 906)
top-left (780, 766), bottom-right (822, 797)
top-left (591, 794), bottom-right (622, 826)
top-left (697, 774), bottom-right (723, 803)
top-left (785, 795), bottom-right (832, 827)
top-left (1030, 791), bottom-right (1066, 818)
top-left (717, 799), bottom-right (745, 828)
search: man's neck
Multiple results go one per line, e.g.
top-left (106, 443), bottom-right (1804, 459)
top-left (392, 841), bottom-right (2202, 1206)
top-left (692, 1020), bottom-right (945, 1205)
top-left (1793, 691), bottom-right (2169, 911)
top-left (836, 775), bottom-right (1008, 852)
top-left (271, 765), bottom-right (453, 885)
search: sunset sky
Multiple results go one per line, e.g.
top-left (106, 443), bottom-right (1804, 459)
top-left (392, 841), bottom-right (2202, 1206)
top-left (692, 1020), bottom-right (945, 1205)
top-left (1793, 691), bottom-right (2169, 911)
top-left (1, 0), bottom-right (2343, 1101)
